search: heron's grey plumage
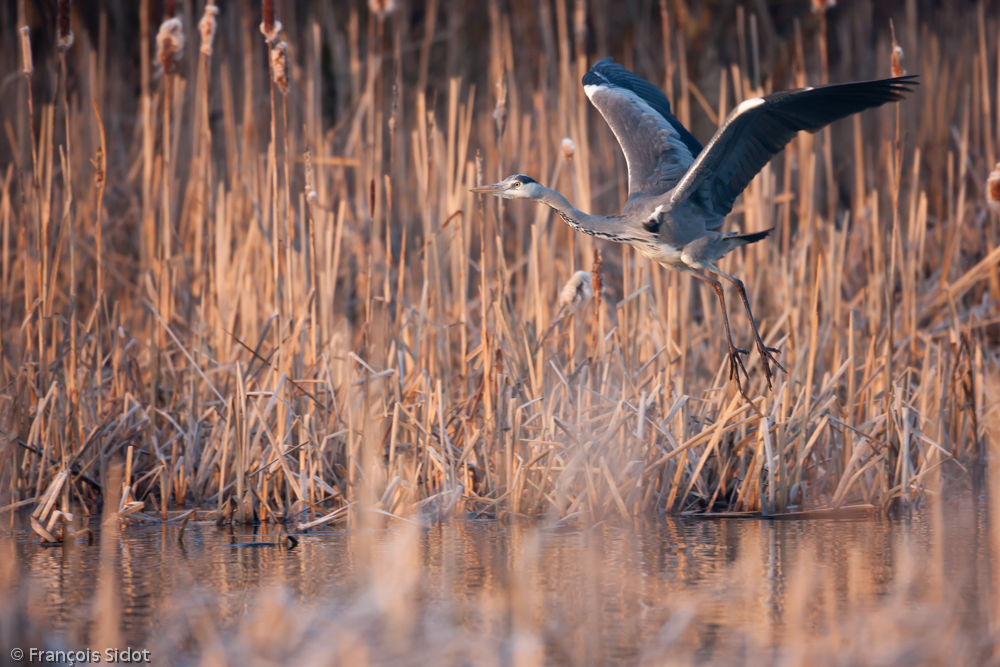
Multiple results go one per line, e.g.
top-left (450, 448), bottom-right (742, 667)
top-left (472, 58), bottom-right (918, 393)
top-left (582, 58), bottom-right (699, 201)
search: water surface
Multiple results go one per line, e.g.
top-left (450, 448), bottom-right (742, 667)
top-left (6, 503), bottom-right (991, 665)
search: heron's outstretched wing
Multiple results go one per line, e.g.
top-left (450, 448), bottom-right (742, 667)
top-left (583, 58), bottom-right (701, 200)
top-left (670, 76), bottom-right (918, 222)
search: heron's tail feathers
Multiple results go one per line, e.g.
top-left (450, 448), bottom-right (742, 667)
top-left (724, 227), bottom-right (773, 251)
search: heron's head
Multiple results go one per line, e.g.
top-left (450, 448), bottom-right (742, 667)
top-left (470, 174), bottom-right (543, 200)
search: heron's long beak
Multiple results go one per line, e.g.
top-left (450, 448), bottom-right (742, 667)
top-left (469, 183), bottom-right (505, 194)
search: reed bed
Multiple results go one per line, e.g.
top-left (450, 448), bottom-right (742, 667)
top-left (0, 0), bottom-right (998, 537)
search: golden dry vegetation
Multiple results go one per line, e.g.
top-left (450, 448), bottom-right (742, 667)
top-left (0, 0), bottom-right (997, 536)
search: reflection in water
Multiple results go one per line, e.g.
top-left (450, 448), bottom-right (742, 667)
top-left (5, 503), bottom-right (991, 665)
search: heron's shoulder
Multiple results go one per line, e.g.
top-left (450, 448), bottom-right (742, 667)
top-left (623, 194), bottom-right (662, 217)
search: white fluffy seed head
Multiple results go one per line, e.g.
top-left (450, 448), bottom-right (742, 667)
top-left (19, 27), bottom-right (33, 76)
top-left (368, 0), bottom-right (397, 17)
top-left (57, 0), bottom-right (74, 50)
top-left (271, 41), bottom-right (289, 95)
top-left (198, 4), bottom-right (219, 56)
top-left (561, 138), bottom-right (576, 163)
top-left (260, 18), bottom-right (283, 44)
top-left (891, 44), bottom-right (906, 78)
top-left (58, 29), bottom-right (75, 50)
top-left (155, 17), bottom-right (185, 77)
top-left (304, 151), bottom-right (318, 205)
top-left (559, 270), bottom-right (594, 310)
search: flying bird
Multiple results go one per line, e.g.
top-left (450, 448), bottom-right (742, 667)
top-left (472, 57), bottom-right (916, 393)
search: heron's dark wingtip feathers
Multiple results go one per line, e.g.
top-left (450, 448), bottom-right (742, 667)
top-left (758, 76), bottom-right (920, 135)
top-left (683, 75), bottom-right (919, 221)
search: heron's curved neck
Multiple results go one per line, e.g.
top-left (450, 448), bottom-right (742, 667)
top-left (537, 187), bottom-right (626, 241)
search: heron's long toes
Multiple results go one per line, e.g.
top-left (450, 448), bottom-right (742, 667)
top-left (726, 346), bottom-right (750, 385)
top-left (765, 350), bottom-right (787, 375)
top-left (756, 341), bottom-right (787, 376)
top-left (729, 356), bottom-right (754, 402)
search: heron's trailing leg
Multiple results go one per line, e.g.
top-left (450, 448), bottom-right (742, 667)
top-left (689, 272), bottom-right (751, 395)
top-left (714, 268), bottom-right (785, 389)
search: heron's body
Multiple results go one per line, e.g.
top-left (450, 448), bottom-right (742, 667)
top-left (473, 57), bottom-right (916, 392)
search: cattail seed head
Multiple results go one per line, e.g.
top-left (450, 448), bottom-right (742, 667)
top-left (260, 19), bottom-right (283, 44)
top-left (811, 0), bottom-right (836, 12)
top-left (987, 163), bottom-right (1000, 211)
top-left (890, 21), bottom-right (906, 78)
top-left (260, 0), bottom-right (282, 44)
top-left (19, 26), bottom-right (33, 76)
top-left (559, 271), bottom-right (594, 310)
top-left (262, 0), bottom-right (274, 34)
top-left (573, 0), bottom-right (586, 49)
top-left (305, 158), bottom-right (318, 205)
top-left (271, 41), bottom-right (289, 95)
top-left (368, 0), bottom-right (397, 17)
top-left (493, 79), bottom-right (507, 137)
top-left (198, 4), bottom-right (220, 56)
top-left (561, 138), bottom-right (576, 163)
top-left (155, 17), bottom-right (185, 77)
top-left (57, 0), bottom-right (74, 51)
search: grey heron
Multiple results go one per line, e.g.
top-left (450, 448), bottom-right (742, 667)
top-left (472, 57), bottom-right (916, 393)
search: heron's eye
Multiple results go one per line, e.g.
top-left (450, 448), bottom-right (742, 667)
top-left (513, 182), bottom-right (521, 188)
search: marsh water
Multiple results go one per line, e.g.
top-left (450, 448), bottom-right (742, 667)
top-left (6, 503), bottom-right (994, 664)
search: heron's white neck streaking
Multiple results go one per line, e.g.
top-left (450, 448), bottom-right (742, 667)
top-left (532, 185), bottom-right (631, 243)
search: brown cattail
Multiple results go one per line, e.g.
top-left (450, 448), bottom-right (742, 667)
top-left (262, 0), bottom-right (274, 32)
top-left (573, 0), bottom-right (586, 53)
top-left (198, 3), bottom-right (220, 56)
top-left (561, 138), bottom-right (576, 163)
top-left (19, 26), bottom-right (33, 76)
top-left (811, 0), bottom-right (836, 12)
top-left (270, 41), bottom-right (288, 94)
top-left (890, 20), bottom-right (906, 78)
top-left (987, 163), bottom-right (1000, 211)
top-left (558, 270), bottom-right (594, 310)
top-left (155, 17), bottom-right (185, 77)
top-left (260, 0), bottom-right (282, 44)
top-left (368, 0), bottom-right (397, 17)
top-left (57, 0), bottom-right (74, 50)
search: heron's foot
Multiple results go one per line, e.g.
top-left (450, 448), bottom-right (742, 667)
top-left (752, 337), bottom-right (786, 390)
top-left (726, 343), bottom-right (751, 388)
